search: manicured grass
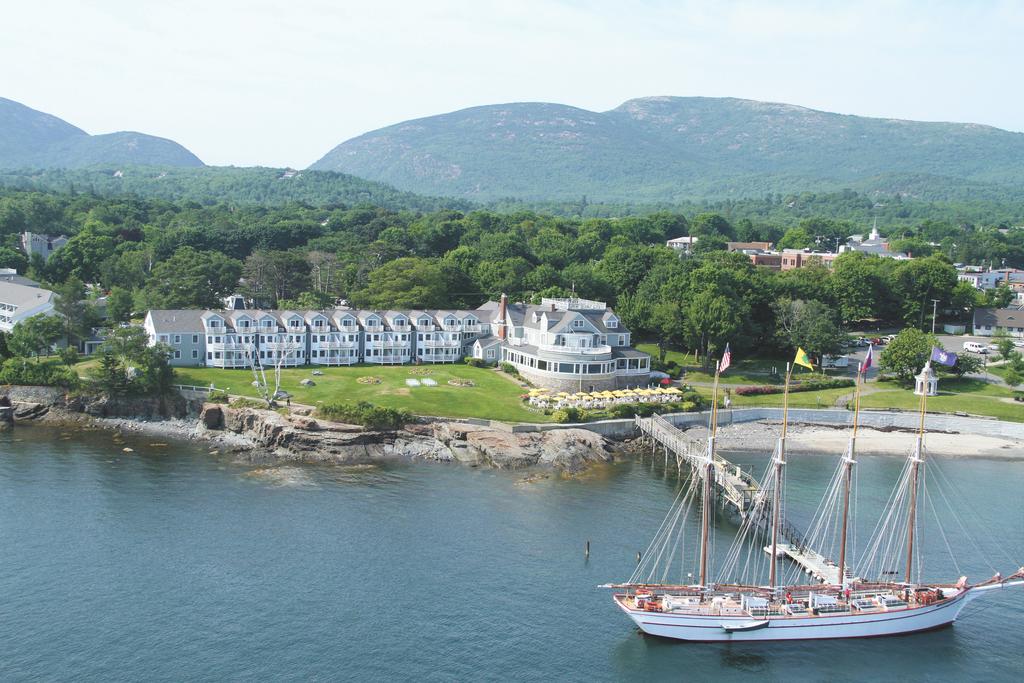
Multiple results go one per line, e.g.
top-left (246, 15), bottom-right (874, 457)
top-left (171, 364), bottom-right (551, 423)
top-left (691, 385), bottom-right (855, 408)
top-left (860, 380), bottom-right (1023, 422)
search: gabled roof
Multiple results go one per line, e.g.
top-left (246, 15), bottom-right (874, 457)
top-left (0, 281), bottom-right (54, 309)
top-left (975, 307), bottom-right (1024, 328)
top-left (147, 309), bottom-right (205, 333)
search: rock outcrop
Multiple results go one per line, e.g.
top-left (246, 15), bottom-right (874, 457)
top-left (198, 403), bottom-right (618, 471)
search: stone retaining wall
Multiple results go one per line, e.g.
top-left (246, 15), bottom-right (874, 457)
top-left (504, 408), bottom-right (1024, 440)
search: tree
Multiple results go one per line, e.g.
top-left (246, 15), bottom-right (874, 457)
top-left (142, 247), bottom-right (242, 309)
top-left (45, 228), bottom-right (115, 284)
top-left (106, 286), bottom-right (134, 324)
top-left (777, 226), bottom-right (815, 250)
top-left (994, 332), bottom-right (1016, 361)
top-left (276, 290), bottom-right (335, 309)
top-left (53, 277), bottom-right (95, 346)
top-left (879, 328), bottom-right (937, 383)
top-left (772, 298), bottom-right (845, 366)
top-left (690, 213), bottom-right (736, 240)
top-left (945, 352), bottom-right (982, 378)
top-left (93, 326), bottom-right (174, 396)
top-left (7, 314), bottom-right (64, 360)
top-left (354, 257), bottom-right (449, 309)
top-left (0, 246), bottom-right (28, 272)
top-left (684, 290), bottom-right (746, 367)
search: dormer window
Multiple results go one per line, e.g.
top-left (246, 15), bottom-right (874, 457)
top-left (208, 319), bottom-right (221, 328)
top-left (573, 319), bottom-right (584, 328)
top-left (419, 317), bottom-right (430, 326)
top-left (607, 319), bottom-right (618, 329)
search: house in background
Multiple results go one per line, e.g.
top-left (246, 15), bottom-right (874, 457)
top-left (0, 280), bottom-right (56, 333)
top-left (973, 307), bottom-right (1024, 339)
top-left (20, 232), bottom-right (69, 263)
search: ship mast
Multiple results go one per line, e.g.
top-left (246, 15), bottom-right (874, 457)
top-left (768, 362), bottom-right (792, 590)
top-left (699, 359), bottom-right (721, 587)
top-left (836, 364), bottom-right (863, 588)
top-left (904, 373), bottom-right (928, 584)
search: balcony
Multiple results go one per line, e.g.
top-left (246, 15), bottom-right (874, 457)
top-left (418, 339), bottom-right (463, 349)
top-left (207, 342), bottom-right (247, 351)
top-left (317, 340), bottom-right (359, 350)
top-left (537, 344), bottom-right (613, 356)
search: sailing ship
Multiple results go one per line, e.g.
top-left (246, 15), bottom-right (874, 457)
top-left (608, 348), bottom-right (1023, 642)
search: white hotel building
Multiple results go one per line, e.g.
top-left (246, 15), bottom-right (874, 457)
top-left (143, 297), bottom-right (650, 390)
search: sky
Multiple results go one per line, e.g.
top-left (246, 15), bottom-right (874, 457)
top-left (2, 1), bottom-right (1022, 168)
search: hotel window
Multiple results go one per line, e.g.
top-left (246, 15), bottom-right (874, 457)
top-left (174, 350), bottom-right (181, 359)
top-left (192, 335), bottom-right (199, 343)
top-left (618, 335), bottom-right (625, 346)
top-left (207, 352), bottom-right (212, 359)
top-left (173, 335), bottom-right (181, 344)
top-left (192, 350), bottom-right (199, 359)
top-left (158, 334), bottom-right (168, 343)
top-left (573, 319), bottom-right (584, 328)
top-left (607, 320), bottom-right (617, 328)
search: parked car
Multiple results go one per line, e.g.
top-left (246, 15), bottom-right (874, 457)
top-left (1013, 340), bottom-right (1024, 348)
top-left (870, 337), bottom-right (885, 345)
top-left (884, 334), bottom-right (897, 343)
top-left (963, 341), bottom-right (989, 354)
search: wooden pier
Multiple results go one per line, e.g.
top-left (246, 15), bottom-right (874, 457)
top-left (635, 414), bottom-right (825, 581)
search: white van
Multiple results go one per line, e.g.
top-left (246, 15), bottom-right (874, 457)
top-left (963, 341), bottom-right (988, 354)
top-left (823, 355), bottom-right (849, 368)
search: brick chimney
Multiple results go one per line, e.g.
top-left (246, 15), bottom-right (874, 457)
top-left (497, 293), bottom-right (508, 340)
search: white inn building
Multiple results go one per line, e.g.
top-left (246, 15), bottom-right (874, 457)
top-left (143, 296), bottom-right (651, 390)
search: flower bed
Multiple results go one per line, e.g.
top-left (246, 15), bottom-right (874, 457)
top-left (356, 376), bottom-right (383, 385)
top-left (408, 368), bottom-right (433, 376)
top-left (447, 378), bottom-right (475, 387)
top-left (733, 378), bottom-right (854, 396)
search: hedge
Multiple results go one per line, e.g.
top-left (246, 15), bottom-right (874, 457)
top-left (0, 358), bottom-right (80, 388)
top-left (317, 400), bottom-right (414, 430)
top-left (733, 377), bottom-right (854, 396)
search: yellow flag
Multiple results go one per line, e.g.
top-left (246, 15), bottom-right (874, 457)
top-left (794, 347), bottom-right (814, 370)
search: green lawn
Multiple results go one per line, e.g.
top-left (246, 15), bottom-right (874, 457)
top-left (171, 364), bottom-right (551, 423)
top-left (691, 385), bottom-right (855, 408)
top-left (860, 379), bottom-right (1023, 422)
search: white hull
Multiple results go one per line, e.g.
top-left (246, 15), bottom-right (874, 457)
top-left (615, 589), bottom-right (981, 642)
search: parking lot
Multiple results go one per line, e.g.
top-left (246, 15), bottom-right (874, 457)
top-left (836, 331), bottom-right (1019, 378)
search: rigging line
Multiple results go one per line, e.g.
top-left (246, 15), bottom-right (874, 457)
top-left (924, 476), bottom-right (962, 577)
top-left (928, 457), bottom-right (1018, 569)
top-left (628, 480), bottom-right (689, 583)
top-left (861, 457), bottom-right (913, 577)
top-left (927, 462), bottom-right (1000, 575)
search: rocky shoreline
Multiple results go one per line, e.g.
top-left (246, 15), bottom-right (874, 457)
top-left (2, 386), bottom-right (623, 472)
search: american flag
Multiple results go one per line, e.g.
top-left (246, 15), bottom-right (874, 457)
top-left (719, 343), bottom-right (732, 374)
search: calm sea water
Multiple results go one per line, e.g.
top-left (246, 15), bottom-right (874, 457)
top-left (1, 425), bottom-right (1022, 682)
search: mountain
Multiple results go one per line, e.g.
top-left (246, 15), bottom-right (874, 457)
top-left (0, 166), bottom-right (471, 212)
top-left (310, 97), bottom-right (1024, 202)
top-left (0, 97), bottom-right (203, 169)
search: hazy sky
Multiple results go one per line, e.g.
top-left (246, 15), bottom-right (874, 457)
top-left (3, 1), bottom-right (1021, 168)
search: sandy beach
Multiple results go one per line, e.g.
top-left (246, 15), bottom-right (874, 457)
top-left (682, 421), bottom-right (1024, 459)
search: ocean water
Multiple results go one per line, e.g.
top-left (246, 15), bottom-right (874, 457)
top-left (1, 425), bottom-right (1022, 682)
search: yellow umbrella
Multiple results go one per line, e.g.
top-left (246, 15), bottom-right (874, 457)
top-left (665, 387), bottom-right (682, 394)
top-left (557, 391), bottom-right (570, 397)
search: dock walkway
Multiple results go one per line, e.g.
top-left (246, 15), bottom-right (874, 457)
top-left (636, 414), bottom-right (842, 585)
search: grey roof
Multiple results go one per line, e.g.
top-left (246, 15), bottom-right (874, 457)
top-left (474, 335), bottom-right (502, 349)
top-left (975, 307), bottom-right (1024, 328)
top-left (0, 273), bottom-right (39, 287)
top-left (612, 347), bottom-right (650, 359)
top-left (147, 309), bottom-right (206, 333)
top-left (0, 281), bottom-right (55, 308)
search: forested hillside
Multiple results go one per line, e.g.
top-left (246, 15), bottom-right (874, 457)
top-left (311, 96), bottom-right (1024, 203)
top-left (0, 97), bottom-right (203, 169)
top-left (0, 167), bottom-right (471, 212)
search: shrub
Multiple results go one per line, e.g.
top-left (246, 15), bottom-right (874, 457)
top-left (610, 403), bottom-right (638, 418)
top-left (551, 407), bottom-right (581, 423)
top-left (317, 400), bottom-right (413, 430)
top-left (733, 378), bottom-right (854, 396)
top-left (230, 397), bottom-right (266, 409)
top-left (499, 361), bottom-right (519, 376)
top-left (463, 357), bottom-right (486, 368)
top-left (207, 389), bottom-right (230, 404)
top-left (0, 358), bottom-right (80, 388)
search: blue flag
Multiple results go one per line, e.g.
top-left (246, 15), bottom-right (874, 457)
top-left (931, 347), bottom-right (957, 367)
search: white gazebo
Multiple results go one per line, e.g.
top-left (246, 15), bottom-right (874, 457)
top-left (914, 362), bottom-right (938, 396)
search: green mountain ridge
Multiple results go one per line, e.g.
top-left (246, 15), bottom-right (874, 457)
top-left (309, 96), bottom-right (1024, 202)
top-left (0, 97), bottom-right (203, 169)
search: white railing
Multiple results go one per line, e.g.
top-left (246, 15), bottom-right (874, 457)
top-left (207, 342), bottom-right (246, 351)
top-left (317, 340), bottom-right (358, 349)
top-left (419, 339), bottom-right (462, 348)
top-left (537, 344), bottom-right (613, 356)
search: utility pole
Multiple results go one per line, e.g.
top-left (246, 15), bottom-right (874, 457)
top-left (931, 299), bottom-right (940, 334)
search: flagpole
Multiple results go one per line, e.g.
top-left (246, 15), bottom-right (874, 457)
top-left (700, 358), bottom-right (721, 588)
top-left (769, 361), bottom-right (792, 590)
top-left (837, 358), bottom-right (864, 588)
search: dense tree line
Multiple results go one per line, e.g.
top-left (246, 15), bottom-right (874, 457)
top-left (0, 188), bottom-right (1020, 368)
